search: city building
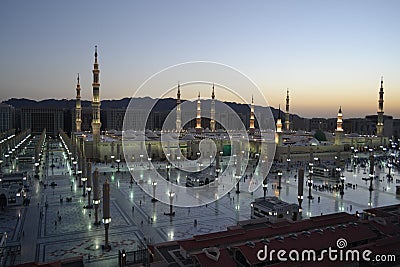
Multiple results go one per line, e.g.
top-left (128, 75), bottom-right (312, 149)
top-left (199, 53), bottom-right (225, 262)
top-left (20, 107), bottom-right (64, 136)
top-left (250, 196), bottom-right (299, 222)
top-left (0, 173), bottom-right (28, 207)
top-left (0, 103), bottom-right (15, 133)
top-left (148, 204), bottom-right (400, 267)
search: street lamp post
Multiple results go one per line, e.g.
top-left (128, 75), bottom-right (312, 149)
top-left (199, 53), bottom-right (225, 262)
top-left (35, 162), bottom-right (40, 179)
top-left (77, 170), bottom-right (82, 187)
top-left (335, 167), bottom-right (341, 180)
top-left (166, 163), bottom-right (170, 181)
top-left (277, 171), bottom-right (282, 189)
top-left (5, 154), bottom-right (9, 167)
top-left (130, 172), bottom-right (134, 187)
top-left (110, 155), bottom-right (115, 168)
top-left (164, 191), bottom-right (175, 216)
top-left (340, 175), bottom-right (346, 196)
top-left (86, 162), bottom-right (93, 208)
top-left (197, 152), bottom-right (202, 172)
top-left (262, 179), bottom-right (268, 198)
top-left (116, 159), bottom-right (120, 172)
top-left (216, 152), bottom-right (221, 177)
top-left (307, 163), bottom-right (313, 200)
top-left (235, 153), bottom-right (241, 194)
top-left (219, 151), bottom-right (223, 172)
top-left (369, 153), bottom-right (374, 191)
top-left (209, 155), bottom-right (213, 176)
top-left (93, 168), bottom-right (101, 225)
top-left (286, 158), bottom-right (291, 172)
top-left (72, 160), bottom-right (77, 176)
top-left (151, 181), bottom-right (157, 202)
top-left (236, 176), bottom-right (241, 194)
top-left (388, 153), bottom-right (395, 180)
top-left (314, 157), bottom-right (319, 166)
top-left (148, 157), bottom-right (152, 170)
top-left (102, 179), bottom-right (111, 251)
top-left (297, 168), bottom-right (304, 218)
top-left (353, 148), bottom-right (359, 169)
top-left (81, 175), bottom-right (87, 196)
top-left (69, 155), bottom-right (73, 169)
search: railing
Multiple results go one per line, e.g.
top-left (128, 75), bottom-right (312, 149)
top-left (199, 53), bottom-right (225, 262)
top-left (0, 243), bottom-right (21, 267)
top-left (119, 248), bottom-right (148, 266)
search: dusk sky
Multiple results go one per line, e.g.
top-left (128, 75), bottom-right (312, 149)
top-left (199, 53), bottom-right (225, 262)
top-left (0, 0), bottom-right (399, 118)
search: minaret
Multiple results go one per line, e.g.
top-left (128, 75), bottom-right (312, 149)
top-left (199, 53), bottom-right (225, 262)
top-left (75, 73), bottom-right (82, 132)
top-left (195, 92), bottom-right (202, 133)
top-left (335, 106), bottom-right (343, 145)
top-left (249, 95), bottom-right (255, 134)
top-left (176, 82), bottom-right (181, 132)
top-left (376, 77), bottom-right (384, 137)
top-left (275, 105), bottom-right (283, 145)
top-left (285, 89), bottom-right (290, 132)
top-left (210, 84), bottom-right (216, 132)
top-left (91, 46), bottom-right (101, 160)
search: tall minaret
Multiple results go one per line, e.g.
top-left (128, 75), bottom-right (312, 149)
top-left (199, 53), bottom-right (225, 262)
top-left (210, 84), bottom-right (216, 132)
top-left (285, 89), bottom-right (290, 132)
top-left (195, 92), bottom-right (202, 133)
top-left (376, 77), bottom-right (384, 137)
top-left (176, 82), bottom-right (181, 132)
top-left (335, 106), bottom-right (343, 145)
top-left (91, 46), bottom-right (101, 159)
top-left (249, 95), bottom-right (255, 133)
top-left (275, 105), bottom-right (283, 145)
top-left (75, 73), bottom-right (82, 132)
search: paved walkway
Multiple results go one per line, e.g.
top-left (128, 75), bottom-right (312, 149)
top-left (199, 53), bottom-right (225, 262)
top-left (2, 137), bottom-right (399, 266)
top-left (20, 180), bottom-right (41, 263)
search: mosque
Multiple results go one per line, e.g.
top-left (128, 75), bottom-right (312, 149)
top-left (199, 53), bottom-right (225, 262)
top-left (274, 79), bottom-right (388, 164)
top-left (64, 47), bottom-right (389, 178)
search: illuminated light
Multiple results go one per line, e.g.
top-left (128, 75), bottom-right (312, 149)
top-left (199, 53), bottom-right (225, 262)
top-left (168, 231), bottom-right (174, 240)
top-left (102, 218), bottom-right (111, 224)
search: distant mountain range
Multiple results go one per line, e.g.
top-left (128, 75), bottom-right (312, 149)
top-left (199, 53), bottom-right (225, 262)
top-left (2, 97), bottom-right (303, 121)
